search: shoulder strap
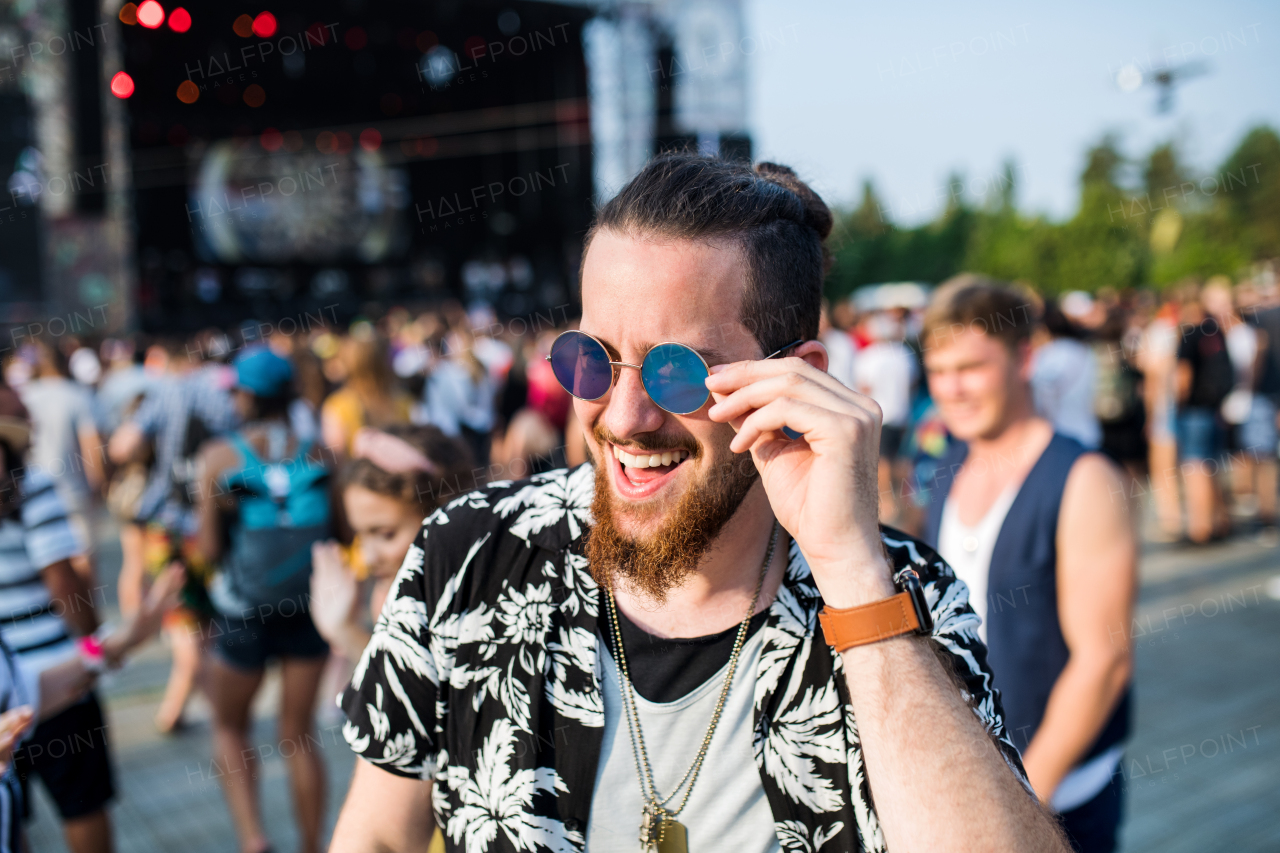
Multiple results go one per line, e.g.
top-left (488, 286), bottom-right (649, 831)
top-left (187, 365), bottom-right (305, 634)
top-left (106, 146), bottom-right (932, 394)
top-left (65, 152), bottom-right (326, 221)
top-left (227, 432), bottom-right (261, 468)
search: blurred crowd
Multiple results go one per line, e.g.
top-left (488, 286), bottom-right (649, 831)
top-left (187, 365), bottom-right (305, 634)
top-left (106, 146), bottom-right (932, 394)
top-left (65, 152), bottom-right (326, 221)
top-left (821, 271), bottom-right (1280, 546)
top-left (0, 265), bottom-right (1277, 852)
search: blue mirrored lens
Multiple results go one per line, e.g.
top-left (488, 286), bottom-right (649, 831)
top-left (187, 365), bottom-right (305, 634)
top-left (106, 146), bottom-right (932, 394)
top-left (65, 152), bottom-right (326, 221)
top-left (642, 343), bottom-right (709, 414)
top-left (549, 332), bottom-right (612, 400)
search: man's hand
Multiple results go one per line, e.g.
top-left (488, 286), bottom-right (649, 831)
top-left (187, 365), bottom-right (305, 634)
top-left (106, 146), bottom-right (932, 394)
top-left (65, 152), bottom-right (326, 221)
top-left (705, 347), bottom-right (893, 606)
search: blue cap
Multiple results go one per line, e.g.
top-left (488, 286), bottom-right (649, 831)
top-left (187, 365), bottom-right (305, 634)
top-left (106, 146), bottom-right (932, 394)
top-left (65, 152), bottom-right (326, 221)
top-left (234, 347), bottom-right (293, 397)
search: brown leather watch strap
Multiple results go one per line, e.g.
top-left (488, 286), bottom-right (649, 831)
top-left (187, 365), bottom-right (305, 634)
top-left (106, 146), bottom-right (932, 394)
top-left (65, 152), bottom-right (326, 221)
top-left (818, 592), bottom-right (921, 652)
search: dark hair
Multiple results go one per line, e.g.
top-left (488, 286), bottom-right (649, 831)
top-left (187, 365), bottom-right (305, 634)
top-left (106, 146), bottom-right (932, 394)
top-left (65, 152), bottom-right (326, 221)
top-left (341, 425), bottom-right (474, 515)
top-left (1041, 299), bottom-right (1086, 340)
top-left (588, 153), bottom-right (833, 356)
top-left (922, 274), bottom-right (1037, 352)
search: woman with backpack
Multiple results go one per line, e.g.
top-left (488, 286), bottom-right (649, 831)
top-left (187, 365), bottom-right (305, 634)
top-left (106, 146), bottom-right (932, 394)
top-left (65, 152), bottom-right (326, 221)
top-left (194, 347), bottom-right (331, 853)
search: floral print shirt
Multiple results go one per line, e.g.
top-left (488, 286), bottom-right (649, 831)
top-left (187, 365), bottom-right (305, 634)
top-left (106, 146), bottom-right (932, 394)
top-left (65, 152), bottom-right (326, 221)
top-left (341, 465), bottom-right (1025, 853)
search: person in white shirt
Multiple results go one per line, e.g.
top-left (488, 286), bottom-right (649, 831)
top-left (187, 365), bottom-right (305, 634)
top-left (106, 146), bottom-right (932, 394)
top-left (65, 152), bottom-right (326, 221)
top-left (852, 309), bottom-right (916, 522)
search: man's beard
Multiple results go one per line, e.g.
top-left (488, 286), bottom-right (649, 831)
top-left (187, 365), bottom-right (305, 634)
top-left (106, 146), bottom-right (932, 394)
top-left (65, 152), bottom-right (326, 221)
top-left (586, 425), bottom-right (760, 602)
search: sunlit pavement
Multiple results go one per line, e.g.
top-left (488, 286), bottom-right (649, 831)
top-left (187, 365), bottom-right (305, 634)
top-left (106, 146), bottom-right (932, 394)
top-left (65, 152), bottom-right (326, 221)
top-left (25, 513), bottom-right (1280, 852)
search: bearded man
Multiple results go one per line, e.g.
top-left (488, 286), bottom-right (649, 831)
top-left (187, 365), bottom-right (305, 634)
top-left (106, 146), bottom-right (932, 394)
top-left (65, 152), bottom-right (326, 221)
top-left (332, 154), bottom-right (1070, 853)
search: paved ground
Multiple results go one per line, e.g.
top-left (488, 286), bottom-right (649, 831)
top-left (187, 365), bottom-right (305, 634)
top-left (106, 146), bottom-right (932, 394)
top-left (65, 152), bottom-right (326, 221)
top-left (24, 515), bottom-right (1280, 852)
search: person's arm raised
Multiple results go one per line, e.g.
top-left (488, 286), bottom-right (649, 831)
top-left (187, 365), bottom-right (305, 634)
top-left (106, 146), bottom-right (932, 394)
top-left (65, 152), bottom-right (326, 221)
top-left (706, 347), bottom-right (1069, 852)
top-left (330, 759), bottom-right (436, 853)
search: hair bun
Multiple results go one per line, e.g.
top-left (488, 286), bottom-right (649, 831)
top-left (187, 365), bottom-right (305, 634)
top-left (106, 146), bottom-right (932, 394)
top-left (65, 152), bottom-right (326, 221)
top-left (754, 162), bottom-right (833, 241)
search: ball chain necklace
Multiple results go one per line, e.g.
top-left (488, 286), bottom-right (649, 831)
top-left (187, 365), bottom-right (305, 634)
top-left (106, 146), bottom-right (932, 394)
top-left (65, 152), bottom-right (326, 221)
top-left (604, 522), bottom-right (779, 853)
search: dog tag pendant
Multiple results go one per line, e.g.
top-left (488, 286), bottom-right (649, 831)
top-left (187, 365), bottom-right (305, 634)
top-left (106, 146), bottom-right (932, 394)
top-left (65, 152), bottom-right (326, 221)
top-left (639, 803), bottom-right (664, 851)
top-left (656, 819), bottom-right (688, 853)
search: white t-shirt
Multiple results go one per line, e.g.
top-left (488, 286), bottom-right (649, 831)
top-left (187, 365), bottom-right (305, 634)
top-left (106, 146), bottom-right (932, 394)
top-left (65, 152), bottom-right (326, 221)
top-left (586, 629), bottom-right (779, 853)
top-left (20, 377), bottom-right (99, 511)
top-left (425, 361), bottom-right (495, 436)
top-left (852, 342), bottom-right (914, 427)
top-left (1031, 339), bottom-right (1100, 449)
top-left (820, 329), bottom-right (856, 391)
top-left (1225, 322), bottom-right (1258, 386)
top-left (936, 485), bottom-right (1019, 643)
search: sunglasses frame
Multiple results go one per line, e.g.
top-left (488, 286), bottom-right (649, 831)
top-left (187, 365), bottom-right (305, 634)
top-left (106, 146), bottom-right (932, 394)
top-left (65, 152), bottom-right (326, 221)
top-left (546, 329), bottom-right (803, 415)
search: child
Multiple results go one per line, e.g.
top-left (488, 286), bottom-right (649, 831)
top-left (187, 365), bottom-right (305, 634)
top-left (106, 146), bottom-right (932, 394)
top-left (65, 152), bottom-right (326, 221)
top-left (310, 425), bottom-right (472, 660)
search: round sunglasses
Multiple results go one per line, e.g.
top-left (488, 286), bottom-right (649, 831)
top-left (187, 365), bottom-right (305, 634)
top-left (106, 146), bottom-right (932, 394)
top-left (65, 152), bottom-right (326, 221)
top-left (546, 330), bottom-right (803, 415)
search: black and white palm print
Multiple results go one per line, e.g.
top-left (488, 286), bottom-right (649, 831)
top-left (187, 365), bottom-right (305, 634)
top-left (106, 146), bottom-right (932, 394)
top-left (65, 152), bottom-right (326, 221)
top-left (341, 464), bottom-right (1027, 853)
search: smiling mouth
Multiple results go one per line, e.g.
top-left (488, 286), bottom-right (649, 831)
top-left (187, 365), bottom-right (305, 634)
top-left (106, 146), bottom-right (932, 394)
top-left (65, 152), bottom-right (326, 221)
top-left (611, 444), bottom-right (692, 489)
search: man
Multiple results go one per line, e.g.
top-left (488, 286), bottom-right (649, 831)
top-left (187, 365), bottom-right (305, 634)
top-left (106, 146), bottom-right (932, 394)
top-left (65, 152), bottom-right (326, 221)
top-left (108, 337), bottom-right (236, 732)
top-left (0, 391), bottom-right (116, 853)
top-left (920, 276), bottom-right (1137, 852)
top-left (850, 308), bottom-right (915, 524)
top-left (332, 155), bottom-right (1068, 852)
top-left (20, 339), bottom-right (105, 581)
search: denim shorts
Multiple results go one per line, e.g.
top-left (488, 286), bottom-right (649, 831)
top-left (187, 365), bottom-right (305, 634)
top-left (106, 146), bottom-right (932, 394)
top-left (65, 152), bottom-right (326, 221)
top-left (1177, 407), bottom-right (1224, 462)
top-left (1238, 396), bottom-right (1278, 458)
top-left (211, 607), bottom-right (330, 671)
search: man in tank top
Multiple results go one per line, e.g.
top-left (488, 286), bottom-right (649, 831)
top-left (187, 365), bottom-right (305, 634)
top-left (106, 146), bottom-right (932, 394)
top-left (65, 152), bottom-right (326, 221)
top-left (920, 275), bottom-right (1138, 853)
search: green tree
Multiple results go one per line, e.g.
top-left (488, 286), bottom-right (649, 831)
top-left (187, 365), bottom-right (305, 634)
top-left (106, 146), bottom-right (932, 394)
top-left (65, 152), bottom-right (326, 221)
top-left (1219, 125), bottom-right (1280, 257)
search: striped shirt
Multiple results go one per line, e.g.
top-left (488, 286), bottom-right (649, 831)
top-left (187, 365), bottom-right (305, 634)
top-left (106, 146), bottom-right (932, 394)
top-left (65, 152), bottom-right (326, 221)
top-left (132, 367), bottom-right (237, 523)
top-left (0, 637), bottom-right (39, 853)
top-left (0, 470), bottom-right (82, 675)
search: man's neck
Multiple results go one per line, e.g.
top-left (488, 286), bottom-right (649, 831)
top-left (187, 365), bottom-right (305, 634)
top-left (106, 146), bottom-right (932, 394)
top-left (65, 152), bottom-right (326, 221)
top-left (964, 405), bottom-right (1055, 485)
top-left (611, 482), bottom-right (789, 640)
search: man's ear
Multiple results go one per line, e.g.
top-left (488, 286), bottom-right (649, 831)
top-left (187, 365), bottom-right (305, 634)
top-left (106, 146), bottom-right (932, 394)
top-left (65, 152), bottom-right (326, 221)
top-left (1014, 339), bottom-right (1035, 383)
top-left (792, 339), bottom-right (829, 374)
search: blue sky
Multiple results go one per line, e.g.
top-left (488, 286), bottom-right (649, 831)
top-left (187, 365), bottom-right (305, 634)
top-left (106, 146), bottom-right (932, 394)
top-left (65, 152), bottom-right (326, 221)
top-left (744, 0), bottom-right (1280, 224)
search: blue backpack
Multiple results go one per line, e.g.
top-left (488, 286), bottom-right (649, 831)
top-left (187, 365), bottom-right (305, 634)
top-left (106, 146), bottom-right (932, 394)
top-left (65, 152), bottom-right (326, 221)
top-left (212, 429), bottom-right (330, 615)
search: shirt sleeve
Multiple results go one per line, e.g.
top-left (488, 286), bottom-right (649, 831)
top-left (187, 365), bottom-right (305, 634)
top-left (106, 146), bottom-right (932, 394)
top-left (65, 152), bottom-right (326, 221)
top-left (191, 374), bottom-right (238, 434)
top-left (20, 472), bottom-right (81, 568)
top-left (130, 389), bottom-right (164, 438)
top-left (340, 527), bottom-right (442, 779)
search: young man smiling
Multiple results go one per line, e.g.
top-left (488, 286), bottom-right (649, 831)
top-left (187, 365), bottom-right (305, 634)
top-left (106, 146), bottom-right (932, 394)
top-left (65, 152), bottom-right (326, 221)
top-left (331, 155), bottom-right (1069, 853)
top-left (921, 276), bottom-right (1137, 853)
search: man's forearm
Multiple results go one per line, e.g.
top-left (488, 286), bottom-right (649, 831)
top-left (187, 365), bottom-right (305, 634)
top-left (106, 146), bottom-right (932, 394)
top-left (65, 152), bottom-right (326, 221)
top-left (841, 635), bottom-right (1069, 852)
top-left (1021, 652), bottom-right (1130, 801)
top-left (41, 561), bottom-right (99, 636)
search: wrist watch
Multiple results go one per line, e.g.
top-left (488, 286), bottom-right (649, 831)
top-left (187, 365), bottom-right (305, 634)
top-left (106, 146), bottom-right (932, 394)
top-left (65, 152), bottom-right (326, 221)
top-left (818, 568), bottom-right (934, 652)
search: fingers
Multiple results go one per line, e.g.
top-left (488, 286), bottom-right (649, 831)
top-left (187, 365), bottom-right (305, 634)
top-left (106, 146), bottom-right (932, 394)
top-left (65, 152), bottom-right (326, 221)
top-left (730, 396), bottom-right (878, 455)
top-left (707, 370), bottom-right (876, 426)
top-left (707, 355), bottom-right (852, 399)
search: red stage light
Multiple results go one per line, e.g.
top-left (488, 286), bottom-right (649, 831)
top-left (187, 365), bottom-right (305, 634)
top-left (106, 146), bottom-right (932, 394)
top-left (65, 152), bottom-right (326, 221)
top-left (136, 0), bottom-right (164, 28)
top-left (110, 71), bottom-right (135, 98)
top-left (252, 11), bottom-right (276, 38)
top-left (167, 7), bottom-right (191, 32)
top-left (118, 4), bottom-right (138, 25)
top-left (261, 128), bottom-right (283, 151)
top-left (232, 14), bottom-right (253, 38)
top-left (344, 26), bottom-right (367, 50)
top-left (176, 80), bottom-right (199, 103)
top-left (359, 128), bottom-right (382, 151)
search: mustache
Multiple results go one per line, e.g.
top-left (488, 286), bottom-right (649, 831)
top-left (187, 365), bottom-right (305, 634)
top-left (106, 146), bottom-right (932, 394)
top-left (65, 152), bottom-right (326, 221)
top-left (592, 424), bottom-right (700, 458)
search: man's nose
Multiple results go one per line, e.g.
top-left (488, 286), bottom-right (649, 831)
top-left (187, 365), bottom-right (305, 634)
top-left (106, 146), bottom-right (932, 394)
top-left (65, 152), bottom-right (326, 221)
top-left (601, 364), bottom-right (666, 439)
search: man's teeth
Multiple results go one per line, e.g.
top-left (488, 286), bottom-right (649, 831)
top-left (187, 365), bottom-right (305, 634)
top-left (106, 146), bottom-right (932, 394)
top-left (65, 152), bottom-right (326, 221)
top-left (612, 446), bottom-right (690, 468)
